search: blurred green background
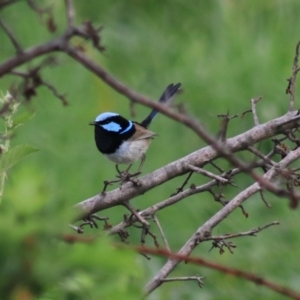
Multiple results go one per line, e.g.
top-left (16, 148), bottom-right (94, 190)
top-left (1, 0), bottom-right (300, 299)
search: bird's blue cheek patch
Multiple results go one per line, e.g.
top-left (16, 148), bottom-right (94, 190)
top-left (102, 122), bottom-right (122, 132)
top-left (120, 121), bottom-right (133, 134)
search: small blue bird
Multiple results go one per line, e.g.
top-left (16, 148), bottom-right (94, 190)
top-left (89, 83), bottom-right (181, 176)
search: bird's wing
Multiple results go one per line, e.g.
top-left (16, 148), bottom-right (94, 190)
top-left (128, 123), bottom-right (157, 141)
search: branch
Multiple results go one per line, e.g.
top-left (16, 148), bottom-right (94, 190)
top-left (145, 147), bottom-right (300, 294)
top-left (187, 164), bottom-right (228, 183)
top-left (161, 275), bottom-right (204, 288)
top-left (203, 221), bottom-right (280, 241)
top-left (0, 0), bottom-right (19, 10)
top-left (65, 0), bottom-right (75, 28)
top-left (153, 214), bottom-right (170, 251)
top-left (108, 162), bottom-right (274, 236)
top-left (247, 145), bottom-right (276, 167)
top-left (0, 18), bottom-right (23, 53)
top-left (0, 36), bottom-right (65, 77)
top-left (287, 41), bottom-right (300, 112)
top-left (251, 96), bottom-right (262, 126)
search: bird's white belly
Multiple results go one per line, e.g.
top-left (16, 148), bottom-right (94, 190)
top-left (105, 140), bottom-right (151, 164)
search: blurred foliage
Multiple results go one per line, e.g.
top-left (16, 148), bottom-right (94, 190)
top-left (0, 0), bottom-right (300, 299)
top-left (0, 92), bottom-right (37, 201)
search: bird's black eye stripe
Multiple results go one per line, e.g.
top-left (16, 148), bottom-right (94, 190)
top-left (98, 115), bottom-right (133, 133)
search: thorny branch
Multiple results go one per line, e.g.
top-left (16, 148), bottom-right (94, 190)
top-left (145, 148), bottom-right (300, 294)
top-left (203, 221), bottom-right (280, 242)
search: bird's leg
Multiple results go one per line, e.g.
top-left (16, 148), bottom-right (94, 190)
top-left (116, 164), bottom-right (132, 178)
top-left (121, 155), bottom-right (146, 186)
top-left (102, 163), bottom-right (140, 192)
top-left (124, 164), bottom-right (134, 175)
top-left (137, 154), bottom-right (146, 174)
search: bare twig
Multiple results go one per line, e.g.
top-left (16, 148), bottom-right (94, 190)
top-left (171, 171), bottom-right (193, 196)
top-left (40, 79), bottom-right (68, 105)
top-left (153, 214), bottom-right (170, 251)
top-left (9, 66), bottom-right (68, 105)
top-left (247, 145), bottom-right (276, 167)
top-left (0, 0), bottom-right (19, 10)
top-left (216, 112), bottom-right (238, 141)
top-left (241, 109), bottom-right (252, 119)
top-left (251, 96), bottom-right (262, 126)
top-left (161, 275), bottom-right (204, 288)
top-left (203, 221), bottom-right (279, 241)
top-left (286, 41), bottom-right (300, 112)
top-left (65, 0), bottom-right (75, 28)
top-left (123, 201), bottom-right (149, 228)
top-left (259, 190), bottom-right (272, 208)
top-left (0, 18), bottom-right (23, 54)
top-left (210, 161), bottom-right (224, 173)
top-left (187, 164), bottom-right (228, 184)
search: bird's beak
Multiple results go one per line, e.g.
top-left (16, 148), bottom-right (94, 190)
top-left (89, 121), bottom-right (96, 126)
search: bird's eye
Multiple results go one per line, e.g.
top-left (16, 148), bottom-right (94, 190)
top-left (101, 122), bottom-right (122, 132)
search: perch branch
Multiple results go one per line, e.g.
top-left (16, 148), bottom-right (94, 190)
top-left (75, 112), bottom-right (300, 219)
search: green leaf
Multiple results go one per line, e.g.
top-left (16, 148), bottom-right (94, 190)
top-left (0, 144), bottom-right (39, 173)
top-left (13, 110), bottom-right (35, 128)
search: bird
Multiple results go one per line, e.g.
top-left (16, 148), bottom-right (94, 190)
top-left (89, 83), bottom-right (181, 178)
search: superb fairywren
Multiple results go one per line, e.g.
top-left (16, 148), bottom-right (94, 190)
top-left (89, 83), bottom-right (181, 176)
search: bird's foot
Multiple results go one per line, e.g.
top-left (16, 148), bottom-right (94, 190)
top-left (117, 171), bottom-right (141, 188)
top-left (115, 165), bottom-right (141, 183)
top-left (117, 171), bottom-right (141, 180)
top-left (101, 166), bottom-right (142, 193)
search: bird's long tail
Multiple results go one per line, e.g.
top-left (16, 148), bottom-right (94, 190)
top-left (140, 83), bottom-right (181, 128)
